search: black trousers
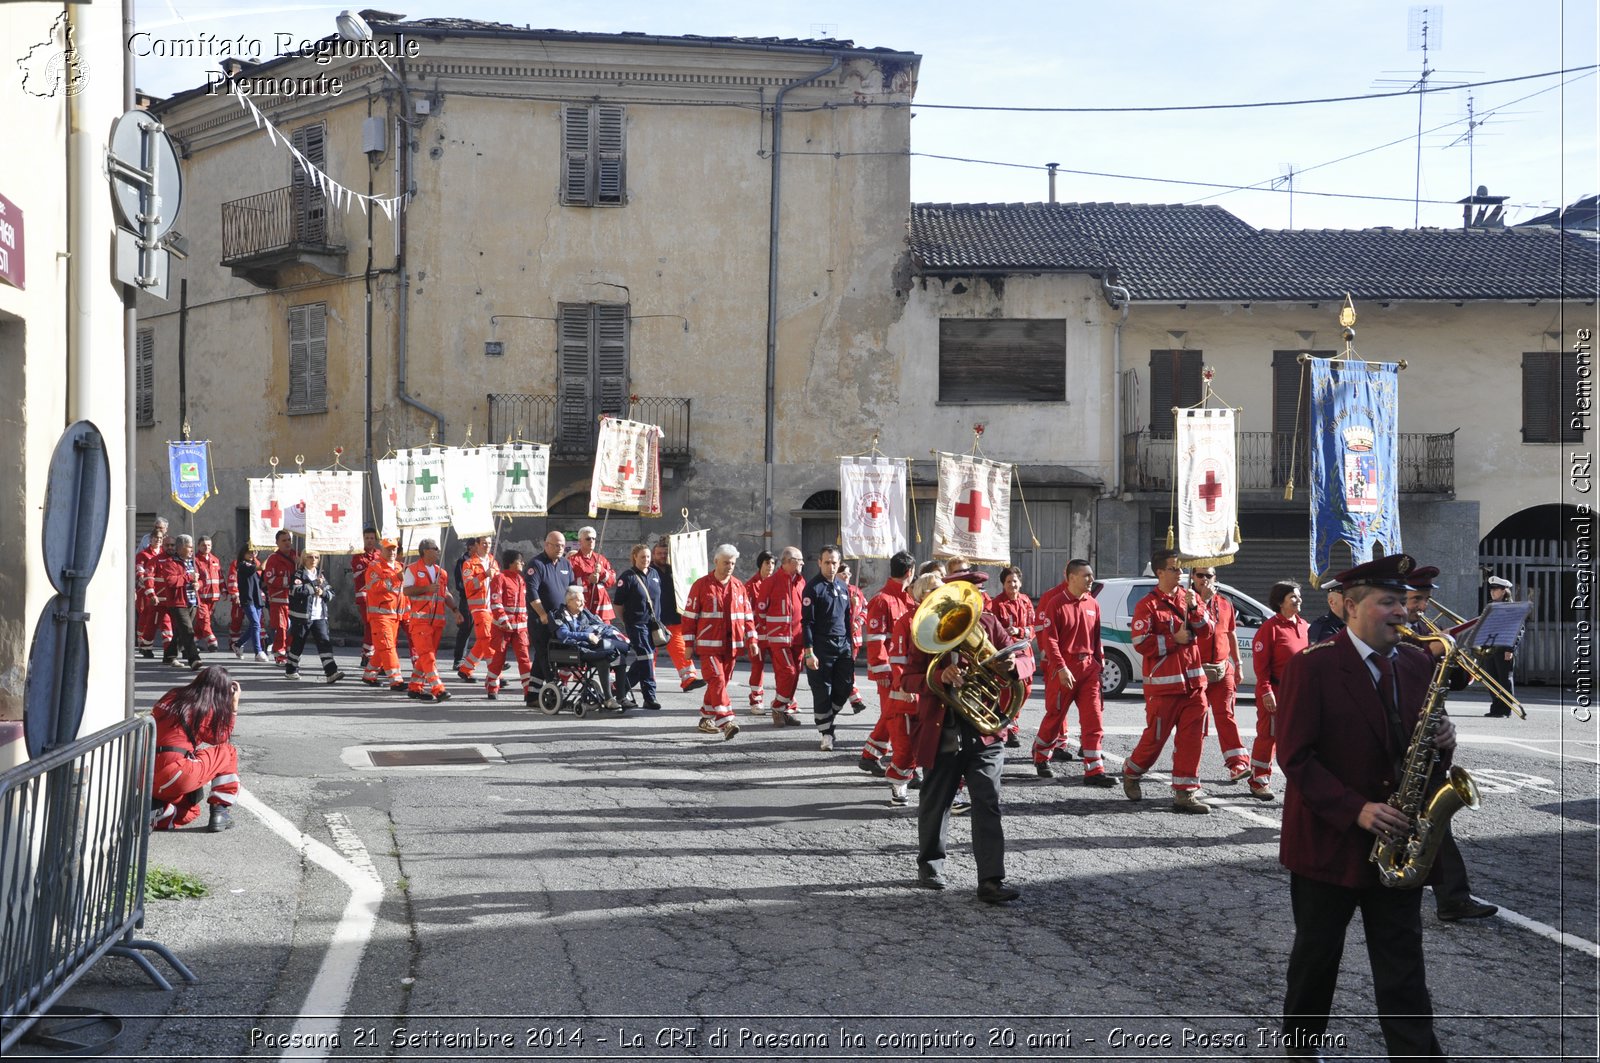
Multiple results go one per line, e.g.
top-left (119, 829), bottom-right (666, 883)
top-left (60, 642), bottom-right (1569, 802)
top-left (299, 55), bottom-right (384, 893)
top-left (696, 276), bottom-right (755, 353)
top-left (451, 606), bottom-right (473, 667)
top-left (287, 618), bottom-right (339, 677)
top-left (1283, 873), bottom-right (1446, 1061)
top-left (806, 638), bottom-right (855, 735)
top-left (162, 606), bottom-right (201, 666)
top-left (1484, 650), bottom-right (1515, 716)
top-left (916, 729), bottom-right (1006, 883)
top-left (1430, 830), bottom-right (1475, 910)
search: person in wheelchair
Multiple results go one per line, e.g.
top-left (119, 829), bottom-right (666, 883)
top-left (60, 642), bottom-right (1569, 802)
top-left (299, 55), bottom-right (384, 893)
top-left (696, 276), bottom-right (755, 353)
top-left (552, 585), bottom-right (637, 709)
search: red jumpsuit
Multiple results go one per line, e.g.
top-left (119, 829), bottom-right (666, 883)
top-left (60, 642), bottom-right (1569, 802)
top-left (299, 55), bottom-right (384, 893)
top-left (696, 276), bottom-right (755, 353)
top-left (1250, 612), bottom-right (1309, 791)
top-left (1033, 583), bottom-right (1108, 778)
top-left (134, 543), bottom-right (171, 652)
top-left (225, 560), bottom-right (244, 645)
top-left (743, 572), bottom-right (770, 710)
top-left (194, 550), bottom-right (223, 648)
top-left (350, 547), bottom-right (380, 662)
top-left (1196, 591), bottom-right (1250, 779)
top-left (755, 571), bottom-right (806, 721)
top-left (846, 584), bottom-right (869, 710)
top-left (1126, 585), bottom-right (1212, 794)
top-left (860, 580), bottom-right (913, 768)
top-left (681, 573), bottom-right (758, 730)
top-left (151, 701), bottom-right (239, 830)
top-left (364, 559), bottom-right (406, 687)
top-left (457, 554), bottom-right (499, 679)
top-left (568, 549), bottom-right (617, 622)
top-left (989, 590), bottom-right (1035, 742)
top-left (878, 590), bottom-right (921, 782)
top-left (262, 548), bottom-right (299, 663)
top-left (485, 570), bottom-right (532, 697)
top-left (403, 559), bottom-right (450, 697)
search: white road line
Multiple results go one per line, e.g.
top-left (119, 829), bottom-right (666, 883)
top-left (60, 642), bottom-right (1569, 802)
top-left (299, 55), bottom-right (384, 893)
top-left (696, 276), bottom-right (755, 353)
top-left (235, 790), bottom-right (384, 1062)
top-left (1491, 905), bottom-right (1600, 958)
top-left (1457, 735), bottom-right (1600, 765)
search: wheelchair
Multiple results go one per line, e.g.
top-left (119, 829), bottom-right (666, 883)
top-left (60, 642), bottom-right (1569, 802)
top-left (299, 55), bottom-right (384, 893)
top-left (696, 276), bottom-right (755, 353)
top-left (535, 643), bottom-right (629, 717)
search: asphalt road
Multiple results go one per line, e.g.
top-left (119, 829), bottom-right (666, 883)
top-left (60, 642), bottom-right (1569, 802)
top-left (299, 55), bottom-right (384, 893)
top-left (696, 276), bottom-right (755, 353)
top-left (22, 657), bottom-right (1599, 1063)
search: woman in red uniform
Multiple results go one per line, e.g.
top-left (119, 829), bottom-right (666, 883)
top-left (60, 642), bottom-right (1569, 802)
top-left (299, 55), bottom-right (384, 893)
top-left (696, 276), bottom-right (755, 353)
top-left (1249, 580), bottom-right (1308, 802)
top-left (988, 565), bottom-right (1036, 749)
top-left (151, 666), bottom-right (242, 832)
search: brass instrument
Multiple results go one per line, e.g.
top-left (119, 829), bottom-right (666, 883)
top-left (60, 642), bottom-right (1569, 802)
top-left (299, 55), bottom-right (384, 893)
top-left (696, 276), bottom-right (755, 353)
top-left (910, 581), bottom-right (1027, 735)
top-left (1400, 618), bottom-right (1526, 719)
top-left (1371, 630), bottom-right (1482, 888)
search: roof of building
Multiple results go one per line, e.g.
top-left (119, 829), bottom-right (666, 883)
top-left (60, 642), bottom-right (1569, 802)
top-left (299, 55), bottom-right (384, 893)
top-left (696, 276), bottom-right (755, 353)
top-left (911, 202), bottom-right (1598, 302)
top-left (1519, 194), bottom-right (1600, 232)
top-left (370, 17), bottom-right (914, 55)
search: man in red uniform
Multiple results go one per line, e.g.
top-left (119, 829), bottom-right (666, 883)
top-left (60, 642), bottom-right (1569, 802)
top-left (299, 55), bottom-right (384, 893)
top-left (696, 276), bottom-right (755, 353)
top-left (363, 539), bottom-right (406, 688)
top-left (1033, 559), bottom-right (1116, 787)
top-left (225, 551), bottom-right (245, 654)
top-left (568, 526), bottom-right (618, 622)
top-left (1251, 580), bottom-right (1309, 802)
top-left (681, 543), bottom-right (758, 740)
top-left (455, 536), bottom-right (499, 683)
top-left (485, 549), bottom-right (532, 700)
top-left (262, 530), bottom-right (299, 665)
top-left (742, 551), bottom-right (776, 714)
top-left (193, 536), bottom-right (223, 651)
top-left (1190, 564), bottom-right (1251, 786)
top-left (1124, 548), bottom-right (1214, 813)
top-left (150, 536), bottom-right (204, 670)
top-left (859, 551), bottom-right (916, 776)
top-left (350, 527), bottom-right (381, 669)
top-left (403, 538), bottom-right (456, 702)
top-left (755, 546), bottom-right (807, 727)
top-left (134, 521), bottom-right (169, 658)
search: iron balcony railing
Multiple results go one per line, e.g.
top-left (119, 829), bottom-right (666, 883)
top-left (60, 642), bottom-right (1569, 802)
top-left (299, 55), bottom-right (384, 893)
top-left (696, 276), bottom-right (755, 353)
top-left (487, 394), bottom-right (692, 461)
top-left (1122, 429), bottom-right (1456, 495)
top-left (220, 185), bottom-right (340, 263)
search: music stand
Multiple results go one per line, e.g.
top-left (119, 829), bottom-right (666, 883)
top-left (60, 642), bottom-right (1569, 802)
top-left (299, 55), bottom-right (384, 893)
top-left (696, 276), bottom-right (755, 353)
top-left (1458, 601), bottom-right (1532, 653)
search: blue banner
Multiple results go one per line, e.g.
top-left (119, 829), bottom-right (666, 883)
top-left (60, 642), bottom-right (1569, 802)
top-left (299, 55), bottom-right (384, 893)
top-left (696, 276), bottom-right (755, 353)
top-left (168, 440), bottom-right (212, 514)
top-left (1308, 360), bottom-right (1401, 578)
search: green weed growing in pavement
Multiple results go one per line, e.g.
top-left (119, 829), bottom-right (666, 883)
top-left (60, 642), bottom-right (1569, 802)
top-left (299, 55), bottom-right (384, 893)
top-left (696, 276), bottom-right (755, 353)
top-left (395, 876), bottom-right (410, 892)
top-left (145, 866), bottom-right (208, 901)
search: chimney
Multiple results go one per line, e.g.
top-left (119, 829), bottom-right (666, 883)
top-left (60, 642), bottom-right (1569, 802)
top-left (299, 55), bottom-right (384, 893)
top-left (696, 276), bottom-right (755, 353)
top-left (1047, 162), bottom-right (1059, 204)
top-left (1458, 184), bottom-right (1508, 230)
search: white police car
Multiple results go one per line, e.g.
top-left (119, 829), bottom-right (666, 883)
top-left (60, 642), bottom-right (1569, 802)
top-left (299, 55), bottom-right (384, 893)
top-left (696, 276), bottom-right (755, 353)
top-left (1089, 577), bottom-right (1274, 697)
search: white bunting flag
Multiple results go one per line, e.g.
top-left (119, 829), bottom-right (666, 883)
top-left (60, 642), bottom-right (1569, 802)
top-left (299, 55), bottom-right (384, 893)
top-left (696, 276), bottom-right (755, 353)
top-left (302, 470), bottom-right (365, 555)
top-left (395, 447), bottom-right (450, 528)
top-left (376, 457), bottom-right (402, 541)
top-left (589, 417), bottom-right (663, 517)
top-left (1176, 408), bottom-right (1240, 566)
top-left (933, 453), bottom-right (1012, 566)
top-left (247, 476), bottom-right (296, 550)
top-left (443, 447), bottom-right (496, 537)
top-left (489, 443), bottom-right (550, 516)
top-left (839, 456), bottom-right (908, 559)
top-left (667, 530), bottom-right (708, 613)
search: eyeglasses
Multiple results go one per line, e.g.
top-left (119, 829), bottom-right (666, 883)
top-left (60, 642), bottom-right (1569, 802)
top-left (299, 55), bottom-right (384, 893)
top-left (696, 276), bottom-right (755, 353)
top-left (1191, 573), bottom-right (1215, 581)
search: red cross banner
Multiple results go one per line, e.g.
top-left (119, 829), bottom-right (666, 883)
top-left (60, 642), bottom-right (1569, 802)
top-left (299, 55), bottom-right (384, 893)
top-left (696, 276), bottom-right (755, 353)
top-left (840, 456), bottom-right (908, 559)
top-left (394, 447), bottom-right (450, 528)
top-left (489, 443), bottom-right (550, 516)
top-left (443, 447), bottom-right (495, 537)
top-left (589, 417), bottom-right (663, 518)
top-left (302, 470), bottom-right (365, 555)
top-left (247, 476), bottom-right (297, 550)
top-left (376, 457), bottom-right (401, 541)
top-left (933, 453), bottom-right (1012, 566)
top-left (1175, 407), bottom-right (1240, 566)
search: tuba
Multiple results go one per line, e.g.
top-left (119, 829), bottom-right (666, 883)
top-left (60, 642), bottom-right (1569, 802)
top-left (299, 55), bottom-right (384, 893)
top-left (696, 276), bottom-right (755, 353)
top-left (910, 581), bottom-right (1027, 735)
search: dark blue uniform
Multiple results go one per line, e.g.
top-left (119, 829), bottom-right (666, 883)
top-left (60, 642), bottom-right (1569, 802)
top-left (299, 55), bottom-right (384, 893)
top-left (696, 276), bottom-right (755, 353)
top-left (802, 572), bottom-right (856, 738)
top-left (525, 551), bottom-right (574, 681)
top-left (614, 564), bottom-right (664, 707)
top-left (1307, 612), bottom-right (1345, 645)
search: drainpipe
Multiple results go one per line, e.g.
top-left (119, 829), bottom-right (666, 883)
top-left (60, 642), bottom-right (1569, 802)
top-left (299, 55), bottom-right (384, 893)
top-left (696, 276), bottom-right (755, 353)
top-left (764, 54), bottom-right (840, 547)
top-left (389, 54), bottom-right (445, 441)
top-left (1102, 279), bottom-right (1131, 495)
top-left (66, 8), bottom-right (97, 423)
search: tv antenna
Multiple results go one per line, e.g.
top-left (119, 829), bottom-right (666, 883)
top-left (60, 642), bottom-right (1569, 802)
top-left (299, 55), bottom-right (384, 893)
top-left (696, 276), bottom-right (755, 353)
top-left (1444, 92), bottom-right (1525, 202)
top-left (1271, 164), bottom-right (1296, 229)
top-left (1374, 7), bottom-right (1471, 226)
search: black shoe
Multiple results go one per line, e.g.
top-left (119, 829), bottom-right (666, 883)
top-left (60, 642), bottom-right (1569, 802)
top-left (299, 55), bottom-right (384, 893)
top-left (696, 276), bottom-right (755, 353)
top-left (434, 689), bottom-right (453, 702)
top-left (1050, 748), bottom-right (1075, 763)
top-left (138, 649), bottom-right (154, 659)
top-left (850, 697), bottom-right (867, 714)
top-left (1035, 762), bottom-right (1055, 779)
top-left (685, 678), bottom-right (706, 692)
top-left (1437, 900), bottom-right (1498, 922)
top-left (361, 678), bottom-right (381, 687)
top-left (360, 653), bottom-right (370, 669)
top-left (207, 806), bottom-right (234, 832)
top-left (977, 878), bottom-right (1020, 904)
top-left (486, 692), bottom-right (498, 701)
top-left (857, 756), bottom-right (886, 776)
top-left (643, 701), bottom-right (663, 711)
top-left (1004, 732), bottom-right (1021, 748)
top-left (907, 770), bottom-right (923, 791)
top-left (951, 792), bottom-right (971, 815)
top-left (456, 669), bottom-right (476, 685)
top-left (916, 871), bottom-right (947, 891)
top-left (408, 690), bottom-right (434, 702)
top-left (1083, 773), bottom-right (1117, 788)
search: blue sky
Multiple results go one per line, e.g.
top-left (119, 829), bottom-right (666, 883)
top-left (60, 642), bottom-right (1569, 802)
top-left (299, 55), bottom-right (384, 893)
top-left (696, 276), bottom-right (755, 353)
top-left (132, 0), bottom-right (1596, 230)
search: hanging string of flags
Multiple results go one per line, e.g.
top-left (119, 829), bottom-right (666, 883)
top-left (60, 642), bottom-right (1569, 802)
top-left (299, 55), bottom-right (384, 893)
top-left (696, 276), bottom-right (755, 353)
top-left (229, 85), bottom-right (410, 220)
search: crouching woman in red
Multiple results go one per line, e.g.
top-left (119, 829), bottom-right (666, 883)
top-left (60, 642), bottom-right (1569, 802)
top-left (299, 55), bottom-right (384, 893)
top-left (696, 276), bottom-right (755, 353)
top-left (151, 666), bottom-right (242, 832)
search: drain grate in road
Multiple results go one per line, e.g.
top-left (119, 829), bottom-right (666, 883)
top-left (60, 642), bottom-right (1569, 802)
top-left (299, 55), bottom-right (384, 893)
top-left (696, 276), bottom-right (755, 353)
top-left (368, 747), bottom-right (490, 767)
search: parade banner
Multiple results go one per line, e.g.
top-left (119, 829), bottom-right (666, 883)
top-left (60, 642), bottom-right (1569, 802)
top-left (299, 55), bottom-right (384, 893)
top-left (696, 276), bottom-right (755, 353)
top-left (394, 447), bottom-right (450, 528)
top-left (839, 456), bottom-right (908, 559)
top-left (167, 440), bottom-right (212, 514)
top-left (589, 417), bottom-right (663, 518)
top-left (281, 474), bottom-right (308, 535)
top-left (302, 470), bottom-right (365, 555)
top-left (443, 447), bottom-right (495, 537)
top-left (933, 453), bottom-right (1012, 565)
top-left (1308, 359), bottom-right (1402, 576)
top-left (1175, 408), bottom-right (1239, 566)
top-left (667, 530), bottom-right (708, 611)
top-left (375, 456), bottom-right (402, 541)
top-left (489, 443), bottom-right (550, 516)
top-left (247, 475), bottom-right (300, 550)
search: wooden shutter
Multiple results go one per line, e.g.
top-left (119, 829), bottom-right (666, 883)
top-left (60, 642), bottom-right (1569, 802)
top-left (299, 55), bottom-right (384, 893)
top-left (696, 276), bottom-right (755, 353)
top-left (290, 124), bottom-right (327, 244)
top-left (595, 105), bottom-right (626, 205)
top-left (1522, 351), bottom-right (1584, 443)
top-left (1149, 350), bottom-right (1203, 434)
top-left (135, 328), bottom-right (154, 427)
top-left (1272, 350), bottom-right (1335, 481)
top-left (288, 302), bottom-right (328, 415)
top-left (937, 319), bottom-right (1066, 403)
top-left (561, 106), bottom-right (593, 205)
top-left (595, 304), bottom-right (629, 417)
top-left (558, 304), bottom-right (594, 449)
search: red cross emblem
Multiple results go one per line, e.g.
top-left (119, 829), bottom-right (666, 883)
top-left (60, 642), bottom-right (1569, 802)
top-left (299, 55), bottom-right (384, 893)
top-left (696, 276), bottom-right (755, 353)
top-left (1197, 469), bottom-right (1224, 512)
top-left (864, 498), bottom-right (885, 520)
top-left (953, 489), bottom-right (990, 534)
top-left (260, 499), bottom-right (283, 525)
top-left (618, 459), bottom-right (636, 479)
top-left (325, 504), bottom-right (346, 524)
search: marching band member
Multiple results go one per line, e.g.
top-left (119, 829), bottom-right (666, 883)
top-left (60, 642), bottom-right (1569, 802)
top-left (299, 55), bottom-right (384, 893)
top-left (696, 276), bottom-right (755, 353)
top-left (1123, 548), bottom-right (1213, 813)
top-left (1033, 559), bottom-right (1114, 786)
top-left (1250, 581), bottom-right (1310, 802)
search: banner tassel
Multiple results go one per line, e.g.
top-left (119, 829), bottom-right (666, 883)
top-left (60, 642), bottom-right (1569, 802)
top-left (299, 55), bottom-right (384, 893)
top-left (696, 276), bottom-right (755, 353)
top-left (1283, 477), bottom-right (1295, 501)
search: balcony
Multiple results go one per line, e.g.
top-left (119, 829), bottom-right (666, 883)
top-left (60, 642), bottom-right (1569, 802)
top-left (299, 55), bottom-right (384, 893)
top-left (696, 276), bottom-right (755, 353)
top-left (1122, 430), bottom-right (1455, 496)
top-left (487, 394), bottom-right (692, 464)
top-left (220, 186), bottom-right (345, 289)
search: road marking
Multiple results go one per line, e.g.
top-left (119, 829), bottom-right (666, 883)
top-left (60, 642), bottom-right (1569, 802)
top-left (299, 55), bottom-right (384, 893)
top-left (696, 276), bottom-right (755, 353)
top-left (1456, 735), bottom-right (1600, 765)
top-left (1097, 750), bottom-right (1282, 827)
top-left (235, 790), bottom-right (384, 1063)
top-left (1491, 905), bottom-right (1600, 957)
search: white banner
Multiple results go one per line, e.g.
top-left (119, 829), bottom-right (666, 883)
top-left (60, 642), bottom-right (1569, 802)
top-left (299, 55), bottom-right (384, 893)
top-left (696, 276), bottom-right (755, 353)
top-left (933, 453), bottom-right (1012, 566)
top-left (402, 526), bottom-right (442, 554)
top-left (247, 476), bottom-right (300, 550)
top-left (839, 456), bottom-right (908, 559)
top-left (302, 471), bottom-right (365, 555)
top-left (443, 447), bottom-right (496, 537)
top-left (376, 457), bottom-right (402, 541)
top-left (1176, 407), bottom-right (1240, 566)
top-left (667, 530), bottom-right (708, 612)
top-left (589, 417), bottom-right (663, 517)
top-left (395, 447), bottom-right (450, 528)
top-left (489, 443), bottom-right (550, 516)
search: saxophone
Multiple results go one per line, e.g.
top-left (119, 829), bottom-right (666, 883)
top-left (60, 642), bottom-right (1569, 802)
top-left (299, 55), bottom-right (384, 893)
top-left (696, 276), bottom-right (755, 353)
top-left (1369, 632), bottom-right (1482, 888)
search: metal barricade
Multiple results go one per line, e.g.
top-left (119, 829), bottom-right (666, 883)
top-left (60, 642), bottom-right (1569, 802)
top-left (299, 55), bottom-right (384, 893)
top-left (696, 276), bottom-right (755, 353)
top-left (1, 716), bottom-right (196, 1052)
